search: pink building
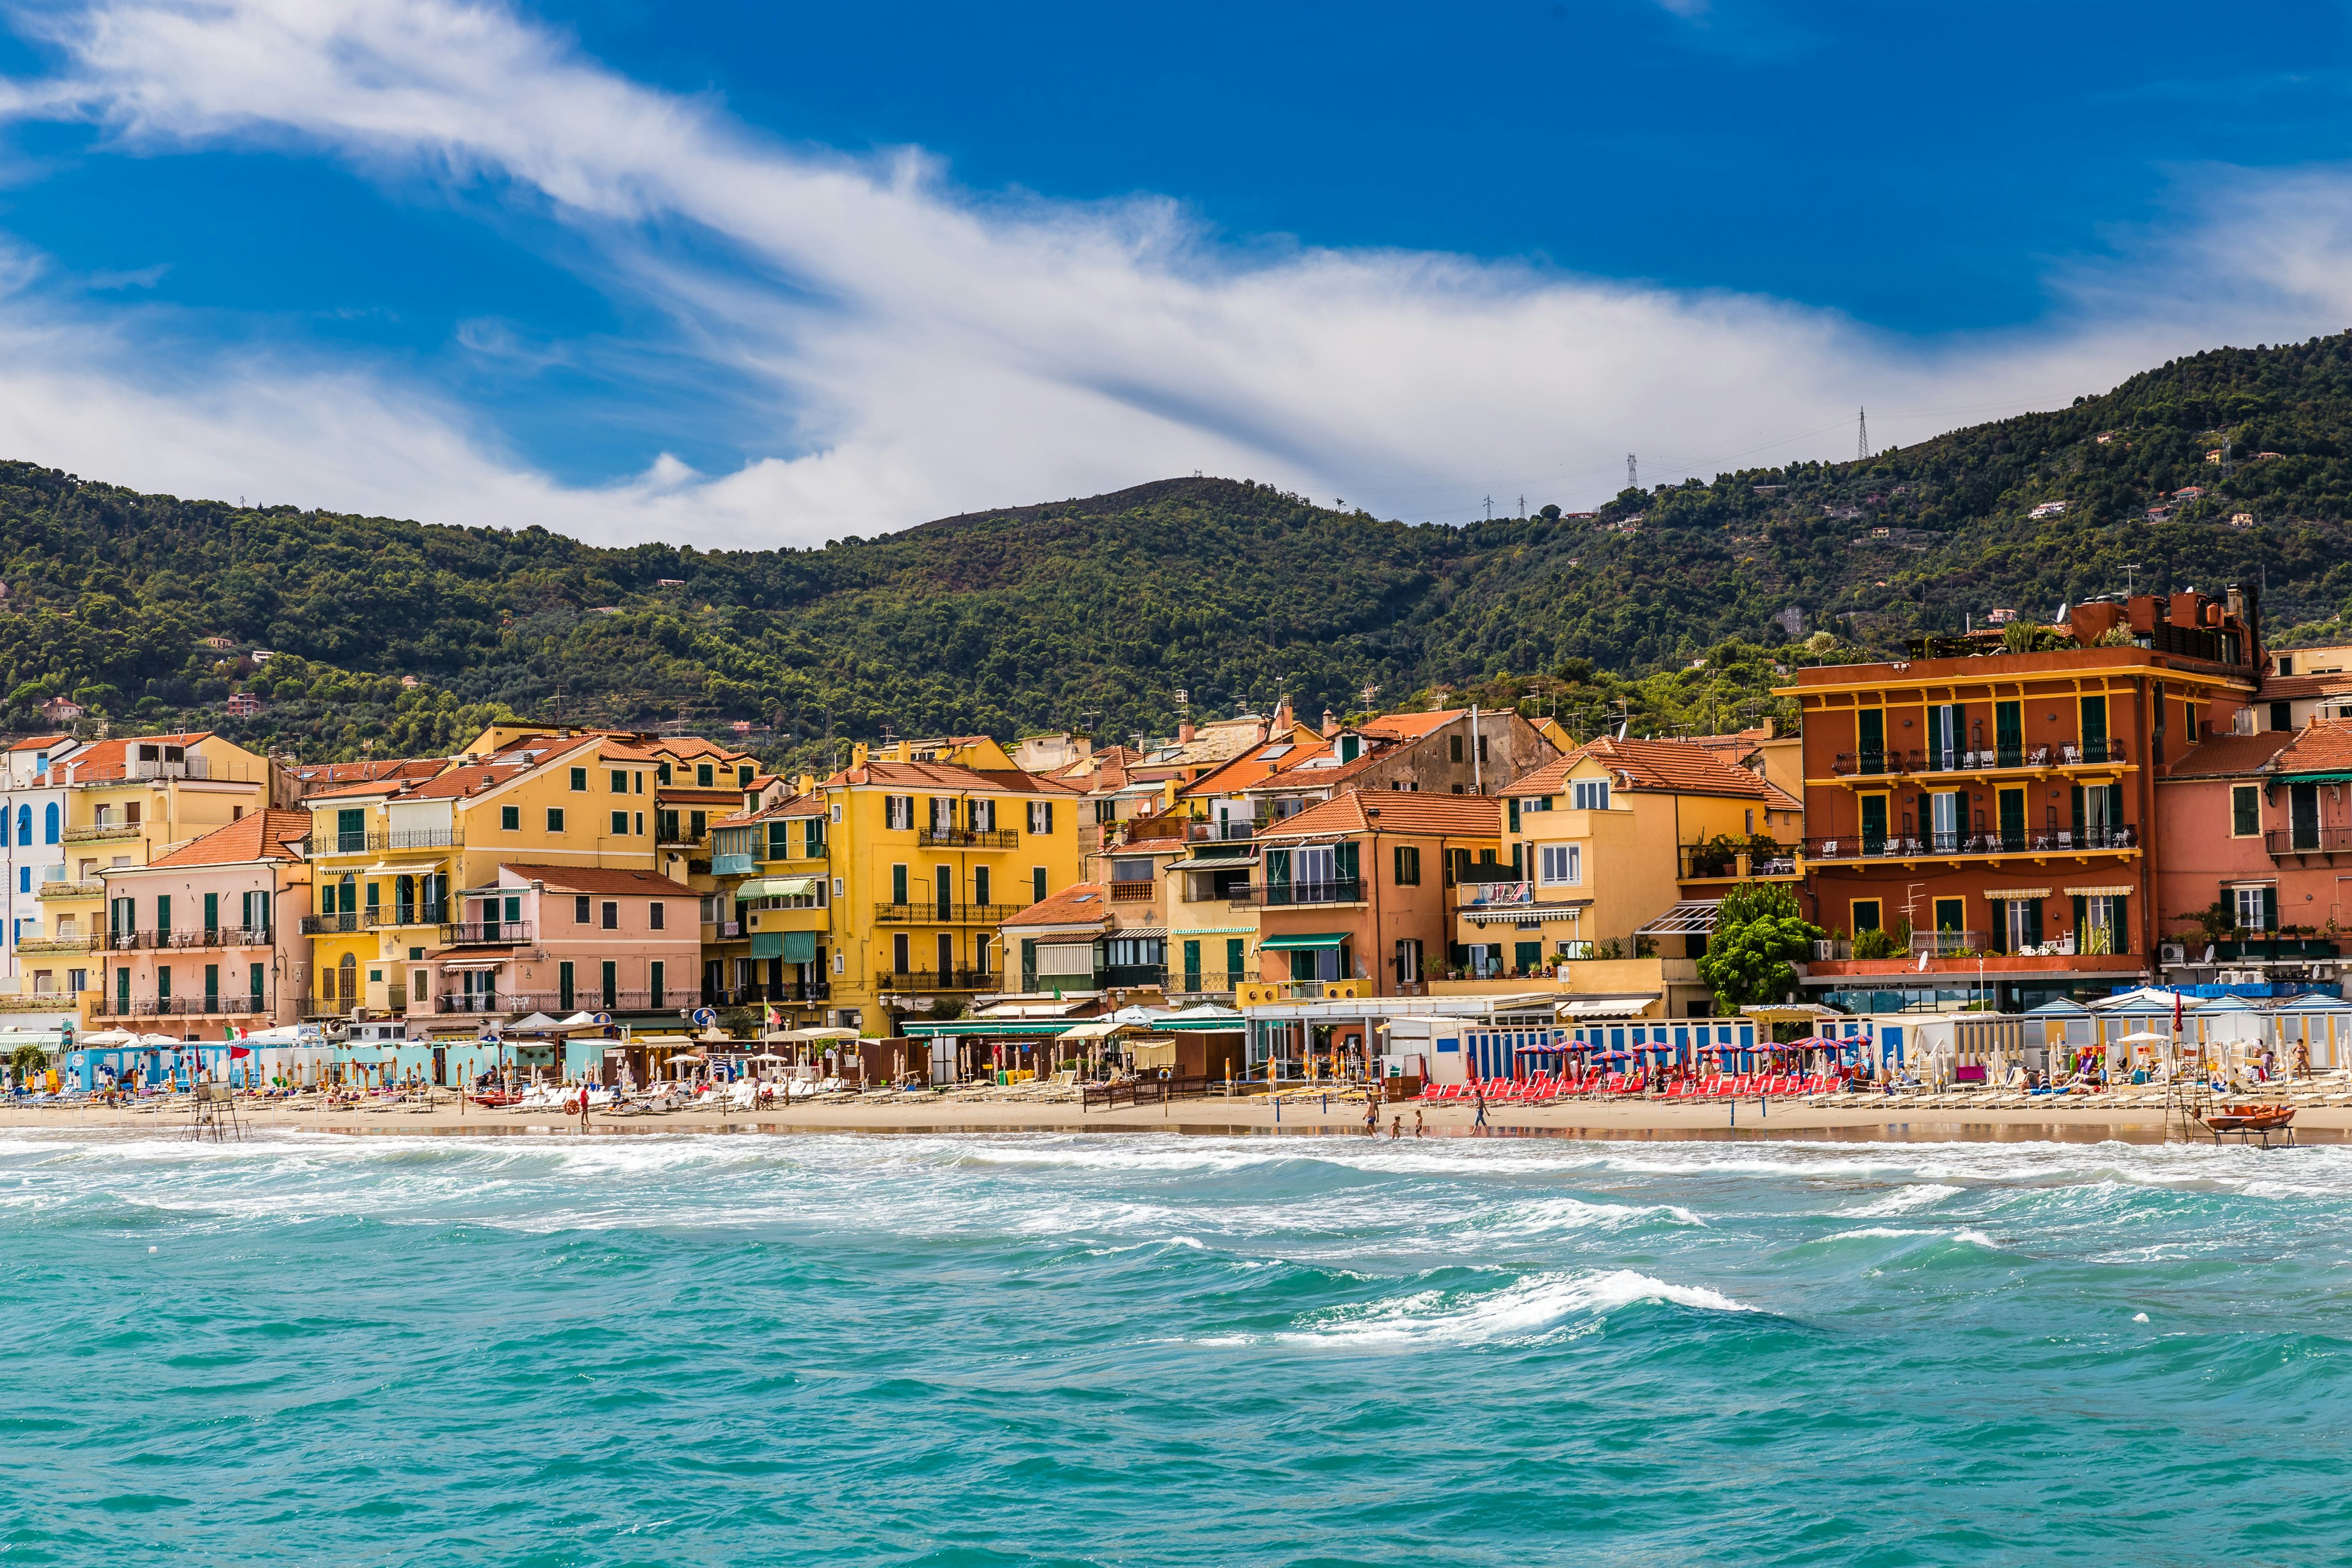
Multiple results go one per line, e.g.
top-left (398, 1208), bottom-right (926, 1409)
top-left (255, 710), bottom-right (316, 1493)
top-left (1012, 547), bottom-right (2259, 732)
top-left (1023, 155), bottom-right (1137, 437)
top-left (420, 862), bottom-right (700, 1019)
top-left (2156, 724), bottom-right (2352, 993)
top-left (97, 810), bottom-right (313, 1037)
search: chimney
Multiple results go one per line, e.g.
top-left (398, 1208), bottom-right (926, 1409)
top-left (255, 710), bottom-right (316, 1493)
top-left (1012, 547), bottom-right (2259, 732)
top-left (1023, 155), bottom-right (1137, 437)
top-left (1273, 697), bottom-right (1294, 734)
top-left (1178, 721), bottom-right (1196, 744)
top-left (1322, 708), bottom-right (1339, 738)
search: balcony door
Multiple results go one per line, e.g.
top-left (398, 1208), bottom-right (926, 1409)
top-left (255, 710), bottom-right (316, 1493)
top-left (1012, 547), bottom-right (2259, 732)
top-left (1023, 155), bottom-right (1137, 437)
top-left (1859, 794), bottom-right (1888, 855)
top-left (1295, 845), bottom-right (1334, 900)
top-left (936, 932), bottom-right (954, 979)
top-left (1994, 701), bottom-right (2023, 768)
top-left (1997, 788), bottom-right (2026, 852)
top-left (2293, 784), bottom-right (2321, 851)
top-left (936, 865), bottom-right (953, 922)
top-left (1930, 791), bottom-right (1960, 852)
top-left (1857, 709), bottom-right (1886, 774)
top-left (1925, 704), bottom-right (1962, 771)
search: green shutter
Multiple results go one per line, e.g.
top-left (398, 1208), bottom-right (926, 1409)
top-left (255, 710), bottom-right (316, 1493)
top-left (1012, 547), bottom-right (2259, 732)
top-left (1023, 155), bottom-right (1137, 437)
top-left (1227, 937), bottom-right (1245, 980)
top-left (1507, 797), bottom-right (1520, 832)
top-left (2263, 886), bottom-right (2279, 932)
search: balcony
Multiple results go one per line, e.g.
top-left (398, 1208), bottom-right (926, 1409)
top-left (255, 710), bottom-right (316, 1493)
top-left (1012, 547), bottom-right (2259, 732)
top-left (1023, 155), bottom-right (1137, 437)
top-left (309, 829), bottom-right (463, 857)
top-left (63, 823), bottom-right (141, 844)
top-left (2266, 826), bottom-right (2352, 861)
top-left (1101, 963), bottom-right (1168, 989)
top-left (1231, 878), bottom-right (1364, 908)
top-left (438, 921), bottom-right (533, 945)
top-left (712, 853), bottom-right (759, 877)
top-left (1169, 969), bottom-right (1242, 995)
top-left (880, 968), bottom-right (997, 993)
top-left (302, 908), bottom-right (446, 935)
top-left (1829, 740), bottom-right (2130, 780)
top-left (35, 881), bottom-right (103, 901)
top-left (1677, 843), bottom-right (1800, 880)
top-left (101, 926), bottom-right (273, 952)
top-left (2177, 936), bottom-right (2343, 961)
top-left (1800, 826), bottom-right (2137, 863)
top-left (1108, 880), bottom-right (1155, 901)
top-left (95, 994), bottom-right (269, 1019)
top-left (66, 755), bottom-right (218, 784)
top-left (871, 902), bottom-right (1030, 925)
top-left (16, 935), bottom-right (92, 955)
top-left (917, 827), bottom-right (1020, 850)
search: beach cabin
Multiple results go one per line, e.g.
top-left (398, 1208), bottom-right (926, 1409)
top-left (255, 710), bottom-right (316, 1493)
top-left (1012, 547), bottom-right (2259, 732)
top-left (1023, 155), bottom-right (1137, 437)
top-left (2267, 992), bottom-right (2352, 1072)
top-left (1553, 1017), bottom-right (1759, 1078)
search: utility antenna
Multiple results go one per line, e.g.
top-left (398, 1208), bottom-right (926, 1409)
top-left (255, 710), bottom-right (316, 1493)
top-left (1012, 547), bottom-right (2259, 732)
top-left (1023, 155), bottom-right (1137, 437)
top-left (1857, 407), bottom-right (1869, 461)
top-left (1360, 683), bottom-right (1379, 711)
top-left (1627, 453), bottom-right (1638, 490)
top-left (2125, 562), bottom-right (2142, 597)
top-left (1174, 688), bottom-right (1190, 721)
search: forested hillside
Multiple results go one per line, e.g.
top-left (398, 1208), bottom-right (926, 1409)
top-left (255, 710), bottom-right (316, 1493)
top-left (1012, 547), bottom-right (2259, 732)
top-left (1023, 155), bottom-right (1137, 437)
top-left (8, 333), bottom-right (2352, 765)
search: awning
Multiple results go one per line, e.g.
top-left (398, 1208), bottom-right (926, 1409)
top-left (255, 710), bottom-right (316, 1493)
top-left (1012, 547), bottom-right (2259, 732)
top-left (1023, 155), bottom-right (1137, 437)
top-left (2063, 885), bottom-right (2134, 897)
top-left (1165, 853), bottom-right (1261, 870)
top-left (436, 958), bottom-right (506, 972)
top-left (1463, 902), bottom-right (1588, 924)
top-left (1982, 887), bottom-right (2052, 900)
top-left (779, 930), bottom-right (817, 963)
top-left (737, 876), bottom-right (818, 900)
top-left (1633, 900), bottom-right (1722, 936)
top-left (1554, 995), bottom-right (1662, 1018)
top-left (1112, 927), bottom-right (1167, 940)
top-left (1258, 932), bottom-right (1347, 952)
top-left (1058, 1019), bottom-right (1123, 1040)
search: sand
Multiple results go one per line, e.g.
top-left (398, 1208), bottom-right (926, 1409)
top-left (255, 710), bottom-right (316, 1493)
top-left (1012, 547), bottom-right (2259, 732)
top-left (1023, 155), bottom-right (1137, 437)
top-left (1, 1091), bottom-right (2338, 1144)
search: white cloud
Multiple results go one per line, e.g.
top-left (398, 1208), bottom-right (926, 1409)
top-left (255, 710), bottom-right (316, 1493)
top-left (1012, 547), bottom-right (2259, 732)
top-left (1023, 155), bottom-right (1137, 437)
top-left (0, 0), bottom-right (2346, 547)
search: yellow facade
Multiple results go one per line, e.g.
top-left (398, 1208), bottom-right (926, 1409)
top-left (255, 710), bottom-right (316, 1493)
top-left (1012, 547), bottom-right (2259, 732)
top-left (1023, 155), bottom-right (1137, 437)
top-left (715, 737), bottom-right (1084, 1033)
top-left (303, 733), bottom-right (666, 1017)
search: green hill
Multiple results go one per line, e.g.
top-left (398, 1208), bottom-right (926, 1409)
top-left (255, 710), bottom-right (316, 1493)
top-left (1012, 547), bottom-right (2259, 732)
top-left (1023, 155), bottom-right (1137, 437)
top-left (7, 333), bottom-right (2352, 764)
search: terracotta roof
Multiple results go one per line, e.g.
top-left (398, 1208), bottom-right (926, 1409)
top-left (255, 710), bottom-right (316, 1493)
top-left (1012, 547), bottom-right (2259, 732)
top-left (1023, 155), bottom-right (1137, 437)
top-left (286, 758), bottom-right (442, 791)
top-left (1257, 791), bottom-right (1500, 840)
top-left (654, 787), bottom-right (743, 805)
top-left (66, 731), bottom-right (215, 773)
top-left (496, 862), bottom-right (694, 896)
top-left (144, 809), bottom-right (312, 868)
top-left (827, 760), bottom-right (1080, 795)
top-left (402, 761), bottom-right (534, 801)
top-left (7, 734), bottom-right (69, 753)
top-left (1000, 883), bottom-right (1111, 928)
top-left (2260, 674), bottom-right (2352, 700)
top-left (2164, 732), bottom-right (2297, 778)
top-left (2277, 721), bottom-right (2352, 775)
top-left (1506, 737), bottom-right (1770, 800)
top-left (1360, 708), bottom-right (1465, 741)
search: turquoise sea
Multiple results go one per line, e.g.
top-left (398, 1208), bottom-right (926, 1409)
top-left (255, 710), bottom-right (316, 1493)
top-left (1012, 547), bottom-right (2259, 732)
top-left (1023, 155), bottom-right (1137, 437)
top-left (2, 1127), bottom-right (2350, 1566)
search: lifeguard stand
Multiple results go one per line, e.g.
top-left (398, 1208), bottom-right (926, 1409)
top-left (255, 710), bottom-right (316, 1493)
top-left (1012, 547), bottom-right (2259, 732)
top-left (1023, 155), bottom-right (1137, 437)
top-left (189, 1081), bottom-right (244, 1143)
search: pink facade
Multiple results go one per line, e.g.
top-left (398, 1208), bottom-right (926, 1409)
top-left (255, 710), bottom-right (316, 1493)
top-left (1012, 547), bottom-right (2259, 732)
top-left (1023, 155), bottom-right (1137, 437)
top-left (417, 862), bottom-right (701, 1019)
top-left (96, 811), bottom-right (311, 1037)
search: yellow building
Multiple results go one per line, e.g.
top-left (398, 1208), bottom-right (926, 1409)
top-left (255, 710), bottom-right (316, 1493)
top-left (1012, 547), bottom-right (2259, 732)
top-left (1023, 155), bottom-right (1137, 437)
top-left (301, 728), bottom-right (673, 1021)
top-left (46, 731), bottom-right (277, 1021)
top-left (711, 737), bottom-right (1085, 1034)
top-left (1458, 737), bottom-right (1798, 977)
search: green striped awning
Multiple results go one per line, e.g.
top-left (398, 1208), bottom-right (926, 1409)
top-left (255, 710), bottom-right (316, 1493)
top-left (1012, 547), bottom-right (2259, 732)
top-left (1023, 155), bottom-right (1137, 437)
top-left (1257, 932), bottom-right (1346, 952)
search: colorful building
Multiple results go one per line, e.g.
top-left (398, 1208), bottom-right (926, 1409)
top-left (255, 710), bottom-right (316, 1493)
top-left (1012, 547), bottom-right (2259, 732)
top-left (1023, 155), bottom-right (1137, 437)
top-left (93, 809), bottom-right (313, 1036)
top-left (1786, 587), bottom-right (2264, 1012)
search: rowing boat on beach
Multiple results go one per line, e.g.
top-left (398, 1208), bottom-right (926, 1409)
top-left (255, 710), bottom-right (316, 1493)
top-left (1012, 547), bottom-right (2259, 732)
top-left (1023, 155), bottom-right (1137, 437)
top-left (2197, 1104), bottom-right (2297, 1146)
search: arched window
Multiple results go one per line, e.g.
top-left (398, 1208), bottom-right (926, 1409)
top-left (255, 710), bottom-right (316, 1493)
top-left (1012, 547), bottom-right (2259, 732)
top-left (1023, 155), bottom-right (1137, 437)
top-left (336, 952), bottom-right (358, 1004)
top-left (42, 803), bottom-right (58, 844)
top-left (12, 804), bottom-right (25, 847)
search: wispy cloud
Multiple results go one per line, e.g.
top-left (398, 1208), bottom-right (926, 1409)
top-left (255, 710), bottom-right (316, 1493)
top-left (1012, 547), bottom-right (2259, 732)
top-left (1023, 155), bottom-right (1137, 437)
top-left (0, 0), bottom-right (2344, 547)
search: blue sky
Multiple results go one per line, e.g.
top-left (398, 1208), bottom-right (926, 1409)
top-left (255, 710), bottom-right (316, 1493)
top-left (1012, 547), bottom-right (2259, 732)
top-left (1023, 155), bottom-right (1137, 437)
top-left (0, 0), bottom-right (2347, 545)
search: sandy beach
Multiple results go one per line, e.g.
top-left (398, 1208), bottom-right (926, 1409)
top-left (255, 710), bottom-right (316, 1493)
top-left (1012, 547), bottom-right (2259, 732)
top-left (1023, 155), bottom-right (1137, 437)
top-left (3, 1092), bottom-right (2340, 1144)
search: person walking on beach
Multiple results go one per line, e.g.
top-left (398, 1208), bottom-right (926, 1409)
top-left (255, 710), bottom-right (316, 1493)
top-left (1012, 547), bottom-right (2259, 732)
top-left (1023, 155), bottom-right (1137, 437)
top-left (1364, 1092), bottom-right (1380, 1135)
top-left (1472, 1084), bottom-right (1488, 1129)
top-left (577, 1079), bottom-right (592, 1131)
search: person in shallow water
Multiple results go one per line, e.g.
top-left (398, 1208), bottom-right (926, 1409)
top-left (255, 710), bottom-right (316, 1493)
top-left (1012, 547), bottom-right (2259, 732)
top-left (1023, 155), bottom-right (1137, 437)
top-left (1364, 1094), bottom-right (1379, 1135)
top-left (1390, 1115), bottom-right (1402, 1139)
top-left (1414, 1106), bottom-right (1426, 1138)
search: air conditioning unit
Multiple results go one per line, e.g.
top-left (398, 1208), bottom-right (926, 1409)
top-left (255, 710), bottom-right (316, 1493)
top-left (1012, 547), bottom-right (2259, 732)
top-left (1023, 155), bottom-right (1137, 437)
top-left (2158, 942), bottom-right (2186, 965)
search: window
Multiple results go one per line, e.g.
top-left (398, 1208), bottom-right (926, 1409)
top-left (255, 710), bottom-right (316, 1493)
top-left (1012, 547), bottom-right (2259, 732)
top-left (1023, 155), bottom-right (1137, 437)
top-left (634, 812), bottom-right (644, 837)
top-left (1851, 899), bottom-right (1882, 932)
top-left (650, 902), bottom-right (665, 931)
top-left (12, 804), bottom-right (25, 846)
top-left (974, 867), bottom-right (991, 907)
top-left (575, 895), bottom-right (591, 924)
top-left (830, 803), bottom-right (843, 824)
top-left (891, 865), bottom-right (908, 905)
top-left (968, 798), bottom-right (996, 832)
top-left (1395, 938), bottom-right (1422, 984)
top-left (601, 901), bottom-right (619, 930)
top-left (739, 764), bottom-right (754, 788)
top-left (649, 960), bottom-right (665, 1008)
top-left (2231, 785), bottom-right (2260, 837)
top-left (1027, 800), bottom-right (1053, 834)
top-left (1033, 867), bottom-right (1049, 903)
top-left (500, 805), bottom-right (520, 831)
top-left (1571, 779), bottom-right (1610, 811)
top-left (689, 810), bottom-right (707, 840)
top-left (546, 808), bottom-right (565, 834)
top-left (1449, 734), bottom-right (1464, 763)
top-left (610, 770), bottom-right (627, 793)
top-left (1394, 845), bottom-right (1421, 885)
top-left (1478, 734), bottom-right (1489, 764)
top-left (42, 803), bottom-right (58, 844)
top-left (656, 762), bottom-right (672, 785)
top-left (613, 810), bottom-right (630, 835)
top-left (570, 767), bottom-right (588, 791)
top-left (634, 772), bottom-right (644, 794)
top-left (2278, 656), bottom-right (2297, 677)
top-left (696, 763), bottom-right (715, 788)
top-left (2233, 885), bottom-right (2276, 933)
top-left (886, 795), bottom-right (914, 830)
top-left (893, 932), bottom-right (911, 973)
top-left (1539, 844), bottom-right (1581, 885)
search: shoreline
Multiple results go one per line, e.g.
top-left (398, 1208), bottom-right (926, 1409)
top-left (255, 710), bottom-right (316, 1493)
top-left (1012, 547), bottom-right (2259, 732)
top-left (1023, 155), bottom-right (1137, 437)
top-left (1, 1095), bottom-right (2337, 1145)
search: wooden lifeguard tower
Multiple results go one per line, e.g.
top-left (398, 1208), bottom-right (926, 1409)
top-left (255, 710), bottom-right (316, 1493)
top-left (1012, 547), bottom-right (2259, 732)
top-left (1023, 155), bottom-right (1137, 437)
top-left (188, 1081), bottom-right (244, 1142)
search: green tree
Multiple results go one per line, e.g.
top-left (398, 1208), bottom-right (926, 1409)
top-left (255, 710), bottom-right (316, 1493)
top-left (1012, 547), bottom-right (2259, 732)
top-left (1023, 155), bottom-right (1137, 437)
top-left (8, 1041), bottom-right (49, 1089)
top-left (1697, 882), bottom-right (1820, 1013)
